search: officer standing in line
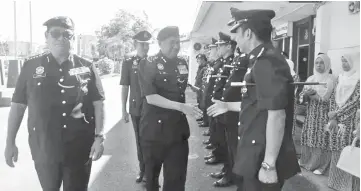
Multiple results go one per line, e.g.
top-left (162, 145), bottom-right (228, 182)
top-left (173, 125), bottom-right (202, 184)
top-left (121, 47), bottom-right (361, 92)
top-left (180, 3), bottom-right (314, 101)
top-left (194, 53), bottom-right (208, 121)
top-left (205, 32), bottom-right (236, 167)
top-left (4, 16), bottom-right (105, 191)
top-left (138, 26), bottom-right (202, 191)
top-left (207, 52), bottom-right (250, 187)
top-left (210, 8), bottom-right (300, 190)
top-left (119, 31), bottom-right (152, 183)
top-left (199, 38), bottom-right (218, 130)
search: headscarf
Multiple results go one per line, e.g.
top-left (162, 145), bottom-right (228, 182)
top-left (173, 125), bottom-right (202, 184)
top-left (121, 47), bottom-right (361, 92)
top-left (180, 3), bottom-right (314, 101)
top-left (286, 59), bottom-right (296, 76)
top-left (335, 52), bottom-right (360, 107)
top-left (305, 54), bottom-right (336, 100)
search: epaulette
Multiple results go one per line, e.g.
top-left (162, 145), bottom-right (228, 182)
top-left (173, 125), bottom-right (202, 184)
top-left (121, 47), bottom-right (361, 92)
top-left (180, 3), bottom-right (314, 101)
top-left (24, 52), bottom-right (49, 62)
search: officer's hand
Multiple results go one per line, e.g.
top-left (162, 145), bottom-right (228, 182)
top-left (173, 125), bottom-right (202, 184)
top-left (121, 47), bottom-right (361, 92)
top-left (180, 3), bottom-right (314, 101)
top-left (121, 112), bottom-right (130, 123)
top-left (258, 168), bottom-right (278, 184)
top-left (89, 139), bottom-right (104, 161)
top-left (4, 144), bottom-right (18, 168)
top-left (207, 99), bottom-right (228, 117)
top-left (180, 103), bottom-right (203, 119)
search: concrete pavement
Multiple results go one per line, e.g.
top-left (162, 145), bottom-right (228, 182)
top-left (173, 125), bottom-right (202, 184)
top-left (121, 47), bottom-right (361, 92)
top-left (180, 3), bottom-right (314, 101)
top-left (0, 76), bottom-right (333, 191)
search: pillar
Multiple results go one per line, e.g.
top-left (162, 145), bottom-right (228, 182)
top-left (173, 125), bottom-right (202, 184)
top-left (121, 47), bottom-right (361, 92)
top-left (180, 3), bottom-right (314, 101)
top-left (7, 60), bottom-right (21, 88)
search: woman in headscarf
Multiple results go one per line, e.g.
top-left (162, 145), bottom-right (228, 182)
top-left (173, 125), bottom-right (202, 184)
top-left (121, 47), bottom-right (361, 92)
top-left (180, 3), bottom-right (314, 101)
top-left (299, 54), bottom-right (337, 175)
top-left (327, 52), bottom-right (360, 191)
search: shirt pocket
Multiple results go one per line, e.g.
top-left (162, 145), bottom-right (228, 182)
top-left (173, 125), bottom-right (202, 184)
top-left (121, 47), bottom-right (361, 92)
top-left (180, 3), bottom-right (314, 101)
top-left (155, 73), bottom-right (175, 91)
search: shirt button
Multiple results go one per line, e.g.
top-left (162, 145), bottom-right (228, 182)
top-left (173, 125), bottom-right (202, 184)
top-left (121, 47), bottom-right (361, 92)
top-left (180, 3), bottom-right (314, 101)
top-left (226, 80), bottom-right (229, 82)
top-left (62, 101), bottom-right (66, 104)
top-left (252, 140), bottom-right (256, 144)
top-left (59, 78), bottom-right (64, 82)
top-left (63, 125), bottom-right (67, 128)
top-left (221, 97), bottom-right (224, 100)
top-left (134, 71), bottom-right (137, 74)
top-left (132, 99), bottom-right (135, 102)
top-left (37, 82), bottom-right (41, 86)
top-left (33, 127), bottom-right (35, 131)
top-left (158, 120), bottom-right (162, 123)
top-left (61, 89), bottom-right (65, 93)
top-left (59, 68), bottom-right (62, 72)
top-left (238, 136), bottom-right (240, 140)
top-left (238, 122), bottom-right (240, 126)
top-left (164, 79), bottom-right (167, 82)
top-left (62, 113), bottom-right (66, 116)
top-left (223, 88), bottom-right (225, 91)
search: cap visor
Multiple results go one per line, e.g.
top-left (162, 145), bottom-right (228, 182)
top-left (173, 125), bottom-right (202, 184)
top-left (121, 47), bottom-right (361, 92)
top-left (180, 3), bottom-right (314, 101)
top-left (230, 23), bottom-right (241, 33)
top-left (208, 44), bottom-right (217, 48)
top-left (227, 19), bottom-right (236, 26)
top-left (215, 41), bottom-right (227, 45)
top-left (135, 39), bottom-right (152, 43)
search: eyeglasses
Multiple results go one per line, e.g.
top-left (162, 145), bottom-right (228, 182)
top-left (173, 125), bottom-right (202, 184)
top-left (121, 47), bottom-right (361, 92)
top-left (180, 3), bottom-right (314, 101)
top-left (49, 30), bottom-right (74, 40)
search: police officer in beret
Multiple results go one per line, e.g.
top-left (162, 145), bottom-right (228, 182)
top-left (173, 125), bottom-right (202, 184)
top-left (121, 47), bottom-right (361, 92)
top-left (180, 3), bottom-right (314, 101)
top-left (210, 8), bottom-right (300, 190)
top-left (207, 52), bottom-right (250, 187)
top-left (119, 30), bottom-right (152, 183)
top-left (205, 32), bottom-right (236, 167)
top-left (138, 26), bottom-right (202, 191)
top-left (4, 16), bottom-right (105, 191)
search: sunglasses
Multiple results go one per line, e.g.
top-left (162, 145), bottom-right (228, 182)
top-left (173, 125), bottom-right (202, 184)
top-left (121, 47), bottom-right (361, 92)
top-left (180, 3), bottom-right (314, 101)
top-left (49, 30), bottom-right (74, 40)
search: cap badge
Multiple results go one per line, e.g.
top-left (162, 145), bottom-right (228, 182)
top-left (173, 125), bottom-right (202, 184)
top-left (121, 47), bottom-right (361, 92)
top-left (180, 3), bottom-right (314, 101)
top-left (144, 33), bottom-right (148, 39)
top-left (157, 63), bottom-right (164, 70)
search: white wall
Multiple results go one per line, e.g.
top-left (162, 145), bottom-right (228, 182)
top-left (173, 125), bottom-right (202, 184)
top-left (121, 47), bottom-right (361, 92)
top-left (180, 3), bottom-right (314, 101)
top-left (317, 1), bottom-right (360, 75)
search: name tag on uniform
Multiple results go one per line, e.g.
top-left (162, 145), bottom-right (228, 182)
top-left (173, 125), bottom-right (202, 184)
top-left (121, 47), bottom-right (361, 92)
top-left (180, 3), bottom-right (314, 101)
top-left (69, 67), bottom-right (90, 76)
top-left (177, 65), bottom-right (188, 74)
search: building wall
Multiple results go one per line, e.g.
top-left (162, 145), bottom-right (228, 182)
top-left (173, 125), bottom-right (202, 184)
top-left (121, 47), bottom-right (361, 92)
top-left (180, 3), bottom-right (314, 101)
top-left (316, 2), bottom-right (360, 75)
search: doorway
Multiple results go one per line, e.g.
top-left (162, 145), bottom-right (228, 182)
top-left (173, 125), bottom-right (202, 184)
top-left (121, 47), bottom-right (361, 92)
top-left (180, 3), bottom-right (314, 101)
top-left (298, 45), bottom-right (309, 82)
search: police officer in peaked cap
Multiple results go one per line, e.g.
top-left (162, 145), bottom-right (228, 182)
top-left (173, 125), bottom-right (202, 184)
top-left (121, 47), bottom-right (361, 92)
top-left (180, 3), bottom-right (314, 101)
top-left (194, 53), bottom-right (208, 116)
top-left (4, 16), bottom-right (105, 191)
top-left (211, 8), bottom-right (301, 190)
top-left (120, 30), bottom-right (152, 183)
top-left (138, 26), bottom-right (202, 191)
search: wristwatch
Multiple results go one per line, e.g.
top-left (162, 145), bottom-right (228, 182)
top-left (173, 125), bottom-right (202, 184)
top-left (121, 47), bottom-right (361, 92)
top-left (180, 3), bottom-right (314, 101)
top-left (261, 162), bottom-right (275, 171)
top-left (95, 134), bottom-right (105, 142)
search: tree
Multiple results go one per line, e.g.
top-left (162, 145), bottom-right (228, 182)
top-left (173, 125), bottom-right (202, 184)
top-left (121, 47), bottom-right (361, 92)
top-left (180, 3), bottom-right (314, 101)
top-left (95, 9), bottom-right (152, 59)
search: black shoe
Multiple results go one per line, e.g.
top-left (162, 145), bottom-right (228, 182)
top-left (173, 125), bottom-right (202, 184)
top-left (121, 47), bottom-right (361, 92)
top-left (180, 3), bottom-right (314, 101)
top-left (205, 156), bottom-right (221, 165)
top-left (202, 139), bottom-right (211, 145)
top-left (205, 143), bottom-right (215, 150)
top-left (199, 123), bottom-right (209, 127)
top-left (204, 154), bottom-right (214, 160)
top-left (209, 171), bottom-right (225, 179)
top-left (202, 130), bottom-right (210, 136)
top-left (136, 171), bottom-right (144, 183)
top-left (213, 177), bottom-right (233, 187)
top-left (196, 118), bottom-right (203, 122)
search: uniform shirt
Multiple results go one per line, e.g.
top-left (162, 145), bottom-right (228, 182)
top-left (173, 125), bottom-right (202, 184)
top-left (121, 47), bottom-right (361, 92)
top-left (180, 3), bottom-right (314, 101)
top-left (219, 54), bottom-right (250, 125)
top-left (119, 55), bottom-right (145, 116)
top-left (12, 53), bottom-right (105, 164)
top-left (212, 55), bottom-right (234, 100)
top-left (233, 43), bottom-right (300, 180)
top-left (203, 58), bottom-right (224, 107)
top-left (138, 52), bottom-right (189, 144)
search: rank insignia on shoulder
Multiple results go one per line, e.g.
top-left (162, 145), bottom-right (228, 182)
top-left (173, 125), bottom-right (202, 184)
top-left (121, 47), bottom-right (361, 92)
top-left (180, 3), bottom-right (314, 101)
top-left (69, 66), bottom-right (91, 76)
top-left (157, 63), bottom-right (164, 70)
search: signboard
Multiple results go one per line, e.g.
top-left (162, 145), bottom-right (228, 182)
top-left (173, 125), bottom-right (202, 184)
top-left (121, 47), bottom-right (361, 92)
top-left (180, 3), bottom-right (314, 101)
top-left (272, 22), bottom-right (293, 40)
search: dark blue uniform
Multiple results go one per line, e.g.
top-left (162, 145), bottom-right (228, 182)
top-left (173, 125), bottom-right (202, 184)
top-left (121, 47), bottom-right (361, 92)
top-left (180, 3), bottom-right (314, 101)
top-left (218, 53), bottom-right (250, 181)
top-left (119, 55), bottom-right (145, 173)
top-left (210, 55), bottom-right (233, 162)
top-left (12, 52), bottom-right (105, 190)
top-left (232, 43), bottom-right (301, 190)
top-left (138, 51), bottom-right (189, 191)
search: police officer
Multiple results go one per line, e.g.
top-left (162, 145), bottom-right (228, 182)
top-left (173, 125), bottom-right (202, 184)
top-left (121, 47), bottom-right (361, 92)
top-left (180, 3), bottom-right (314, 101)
top-left (194, 53), bottom-right (208, 121)
top-left (199, 38), bottom-right (218, 130)
top-left (138, 26), bottom-right (202, 191)
top-left (4, 16), bottom-right (105, 191)
top-left (205, 32), bottom-right (236, 167)
top-left (207, 52), bottom-right (250, 187)
top-left (210, 8), bottom-right (300, 190)
top-left (119, 30), bottom-right (152, 183)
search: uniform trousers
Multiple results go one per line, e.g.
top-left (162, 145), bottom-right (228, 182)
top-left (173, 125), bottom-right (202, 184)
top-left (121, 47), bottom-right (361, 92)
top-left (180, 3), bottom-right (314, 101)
top-left (221, 123), bottom-right (238, 180)
top-left (235, 176), bottom-right (284, 191)
top-left (131, 115), bottom-right (145, 173)
top-left (141, 140), bottom-right (189, 191)
top-left (35, 161), bottom-right (92, 191)
top-left (210, 118), bottom-right (227, 162)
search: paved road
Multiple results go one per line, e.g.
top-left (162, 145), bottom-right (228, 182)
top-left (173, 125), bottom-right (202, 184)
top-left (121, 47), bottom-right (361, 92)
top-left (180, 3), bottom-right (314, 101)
top-left (0, 76), bottom-right (332, 191)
